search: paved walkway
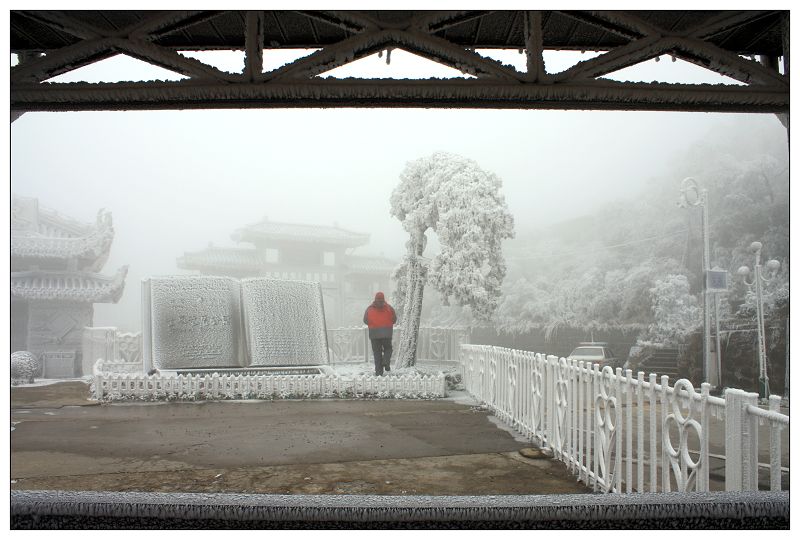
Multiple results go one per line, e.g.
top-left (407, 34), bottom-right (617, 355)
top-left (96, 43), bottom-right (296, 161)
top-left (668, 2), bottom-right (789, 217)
top-left (11, 381), bottom-right (590, 496)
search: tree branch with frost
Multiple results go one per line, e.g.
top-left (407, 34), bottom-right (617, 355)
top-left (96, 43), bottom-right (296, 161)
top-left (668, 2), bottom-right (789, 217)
top-left (390, 152), bottom-right (514, 367)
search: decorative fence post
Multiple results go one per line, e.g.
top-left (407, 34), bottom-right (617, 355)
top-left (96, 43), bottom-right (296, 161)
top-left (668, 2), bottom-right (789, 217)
top-left (94, 371), bottom-right (104, 400)
top-left (769, 395), bottom-right (783, 492)
top-left (725, 388), bottom-right (759, 491)
top-left (648, 372), bottom-right (658, 492)
top-left (699, 382), bottom-right (711, 492)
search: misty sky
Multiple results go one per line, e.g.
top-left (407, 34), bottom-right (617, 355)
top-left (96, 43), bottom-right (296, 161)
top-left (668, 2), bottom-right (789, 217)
top-left (9, 46), bottom-right (789, 331)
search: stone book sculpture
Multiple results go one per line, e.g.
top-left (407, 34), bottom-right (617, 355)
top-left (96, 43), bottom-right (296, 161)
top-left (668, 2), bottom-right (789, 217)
top-left (142, 276), bottom-right (329, 371)
top-left (241, 279), bottom-right (329, 367)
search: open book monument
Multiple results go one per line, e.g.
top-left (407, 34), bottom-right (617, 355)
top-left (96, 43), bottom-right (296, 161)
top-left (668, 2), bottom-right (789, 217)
top-left (142, 276), bottom-right (329, 371)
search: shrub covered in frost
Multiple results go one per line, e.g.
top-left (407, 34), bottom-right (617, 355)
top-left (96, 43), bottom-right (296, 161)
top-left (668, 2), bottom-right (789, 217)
top-left (98, 387), bottom-right (442, 403)
top-left (11, 351), bottom-right (40, 385)
top-left (445, 372), bottom-right (464, 391)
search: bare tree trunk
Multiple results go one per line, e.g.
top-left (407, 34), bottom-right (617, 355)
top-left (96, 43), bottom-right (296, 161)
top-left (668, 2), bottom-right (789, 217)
top-left (396, 233), bottom-right (427, 368)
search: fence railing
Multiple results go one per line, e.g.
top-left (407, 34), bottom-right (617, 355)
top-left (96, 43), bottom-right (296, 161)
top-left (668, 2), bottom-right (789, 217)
top-left (93, 364), bottom-right (446, 402)
top-left (327, 326), bottom-right (470, 364)
top-left (85, 326), bottom-right (467, 372)
top-left (460, 344), bottom-right (789, 494)
top-left (82, 327), bottom-right (142, 375)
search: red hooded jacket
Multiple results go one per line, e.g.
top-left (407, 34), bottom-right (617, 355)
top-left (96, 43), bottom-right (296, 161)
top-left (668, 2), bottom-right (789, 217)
top-left (363, 292), bottom-right (397, 340)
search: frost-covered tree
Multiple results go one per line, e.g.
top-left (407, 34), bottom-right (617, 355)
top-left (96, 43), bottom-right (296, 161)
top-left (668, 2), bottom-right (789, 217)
top-left (390, 152), bottom-right (514, 367)
top-left (646, 274), bottom-right (701, 345)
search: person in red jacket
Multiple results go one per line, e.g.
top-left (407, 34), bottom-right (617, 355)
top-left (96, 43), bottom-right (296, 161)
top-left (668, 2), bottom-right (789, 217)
top-left (363, 291), bottom-right (397, 376)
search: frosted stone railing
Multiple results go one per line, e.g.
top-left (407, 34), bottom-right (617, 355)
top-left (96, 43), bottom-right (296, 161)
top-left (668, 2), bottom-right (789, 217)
top-left (327, 326), bottom-right (470, 364)
top-left (460, 344), bottom-right (789, 494)
top-left (95, 358), bottom-right (142, 374)
top-left (82, 327), bottom-right (143, 376)
top-left (328, 326), bottom-right (371, 363)
top-left (92, 369), bottom-right (447, 401)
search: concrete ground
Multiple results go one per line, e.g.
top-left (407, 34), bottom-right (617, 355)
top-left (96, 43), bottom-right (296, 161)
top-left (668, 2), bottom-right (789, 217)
top-left (10, 381), bottom-right (590, 496)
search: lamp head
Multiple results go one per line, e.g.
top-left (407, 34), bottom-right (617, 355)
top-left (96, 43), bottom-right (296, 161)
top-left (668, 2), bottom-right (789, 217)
top-left (766, 259), bottom-right (781, 272)
top-left (682, 189), bottom-right (698, 206)
top-left (749, 241), bottom-right (763, 253)
top-left (737, 266), bottom-right (751, 277)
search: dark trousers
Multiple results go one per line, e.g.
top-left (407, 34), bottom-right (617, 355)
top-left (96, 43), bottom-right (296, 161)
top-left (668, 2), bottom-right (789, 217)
top-left (371, 338), bottom-right (393, 376)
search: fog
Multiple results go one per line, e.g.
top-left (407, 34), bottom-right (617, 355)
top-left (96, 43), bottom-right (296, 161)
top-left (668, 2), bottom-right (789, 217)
top-left (9, 48), bottom-right (789, 331)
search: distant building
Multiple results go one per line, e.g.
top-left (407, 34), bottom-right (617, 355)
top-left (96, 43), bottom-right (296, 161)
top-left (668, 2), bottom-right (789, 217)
top-left (11, 196), bottom-right (128, 377)
top-left (177, 218), bottom-right (396, 327)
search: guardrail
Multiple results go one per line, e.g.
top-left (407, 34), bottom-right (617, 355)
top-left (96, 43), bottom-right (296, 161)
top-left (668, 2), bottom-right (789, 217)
top-left (460, 344), bottom-right (789, 493)
top-left (92, 365), bottom-right (446, 402)
top-left (84, 326), bottom-right (468, 373)
top-left (327, 326), bottom-right (470, 364)
top-left (82, 327), bottom-right (142, 376)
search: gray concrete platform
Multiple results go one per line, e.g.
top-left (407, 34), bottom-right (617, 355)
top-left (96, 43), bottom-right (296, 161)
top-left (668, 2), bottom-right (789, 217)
top-left (10, 382), bottom-right (590, 496)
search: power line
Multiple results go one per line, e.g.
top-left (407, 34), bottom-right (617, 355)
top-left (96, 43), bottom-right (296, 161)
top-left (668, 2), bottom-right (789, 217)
top-left (509, 229), bottom-right (688, 261)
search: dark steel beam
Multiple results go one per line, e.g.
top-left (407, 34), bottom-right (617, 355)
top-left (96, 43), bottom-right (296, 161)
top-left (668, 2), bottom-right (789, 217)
top-left (244, 11), bottom-right (265, 81)
top-left (16, 11), bottom-right (106, 41)
top-left (11, 78), bottom-right (788, 113)
top-left (110, 38), bottom-right (238, 82)
top-left (524, 11), bottom-right (546, 82)
top-left (294, 10), bottom-right (372, 34)
top-left (683, 11), bottom-right (775, 39)
top-left (10, 37), bottom-right (118, 83)
top-left (556, 11), bottom-right (660, 41)
top-left (124, 11), bottom-right (225, 40)
top-left (413, 11), bottom-right (494, 33)
top-left (671, 37), bottom-right (789, 86)
top-left (553, 36), bottom-right (670, 82)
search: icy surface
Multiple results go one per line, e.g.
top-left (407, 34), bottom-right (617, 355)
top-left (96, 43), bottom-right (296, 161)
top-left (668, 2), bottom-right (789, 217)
top-left (148, 276), bottom-right (242, 369)
top-left (241, 278), bottom-right (328, 366)
top-left (9, 490), bottom-right (791, 528)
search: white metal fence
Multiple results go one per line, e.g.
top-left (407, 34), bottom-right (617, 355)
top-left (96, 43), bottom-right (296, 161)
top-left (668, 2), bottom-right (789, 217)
top-left (93, 365), bottom-right (446, 402)
top-left (328, 326), bottom-right (470, 364)
top-left (461, 344), bottom-right (789, 493)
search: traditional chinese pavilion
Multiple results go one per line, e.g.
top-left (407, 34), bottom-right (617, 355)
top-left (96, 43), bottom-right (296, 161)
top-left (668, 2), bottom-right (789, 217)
top-left (11, 196), bottom-right (128, 377)
top-left (177, 218), bottom-right (396, 326)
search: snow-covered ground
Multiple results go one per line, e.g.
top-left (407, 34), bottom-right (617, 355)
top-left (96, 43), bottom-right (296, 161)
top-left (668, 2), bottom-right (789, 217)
top-left (328, 362), bottom-right (454, 378)
top-left (11, 378), bottom-right (90, 388)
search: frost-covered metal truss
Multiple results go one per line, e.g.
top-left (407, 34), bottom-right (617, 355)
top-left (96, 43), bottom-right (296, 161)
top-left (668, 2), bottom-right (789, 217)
top-left (10, 10), bottom-right (789, 115)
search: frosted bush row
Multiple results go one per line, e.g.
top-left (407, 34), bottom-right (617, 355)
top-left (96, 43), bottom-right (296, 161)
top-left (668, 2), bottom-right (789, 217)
top-left (92, 372), bottom-right (448, 401)
top-left (93, 388), bottom-right (444, 403)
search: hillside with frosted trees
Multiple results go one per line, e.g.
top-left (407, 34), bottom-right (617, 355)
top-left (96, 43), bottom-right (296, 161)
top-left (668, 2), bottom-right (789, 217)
top-left (492, 121), bottom-right (788, 344)
top-left (419, 121), bottom-right (788, 378)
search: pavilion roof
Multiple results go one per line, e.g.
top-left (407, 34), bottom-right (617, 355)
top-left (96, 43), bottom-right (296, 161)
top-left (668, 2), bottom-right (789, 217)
top-left (232, 219), bottom-right (370, 248)
top-left (11, 196), bottom-right (115, 265)
top-left (344, 255), bottom-right (397, 275)
top-left (177, 246), bottom-right (265, 272)
top-left (11, 266), bottom-right (128, 303)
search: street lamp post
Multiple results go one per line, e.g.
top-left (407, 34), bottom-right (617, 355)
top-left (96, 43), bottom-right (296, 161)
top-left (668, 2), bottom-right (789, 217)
top-left (678, 177), bottom-right (717, 387)
top-left (737, 241), bottom-right (780, 399)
